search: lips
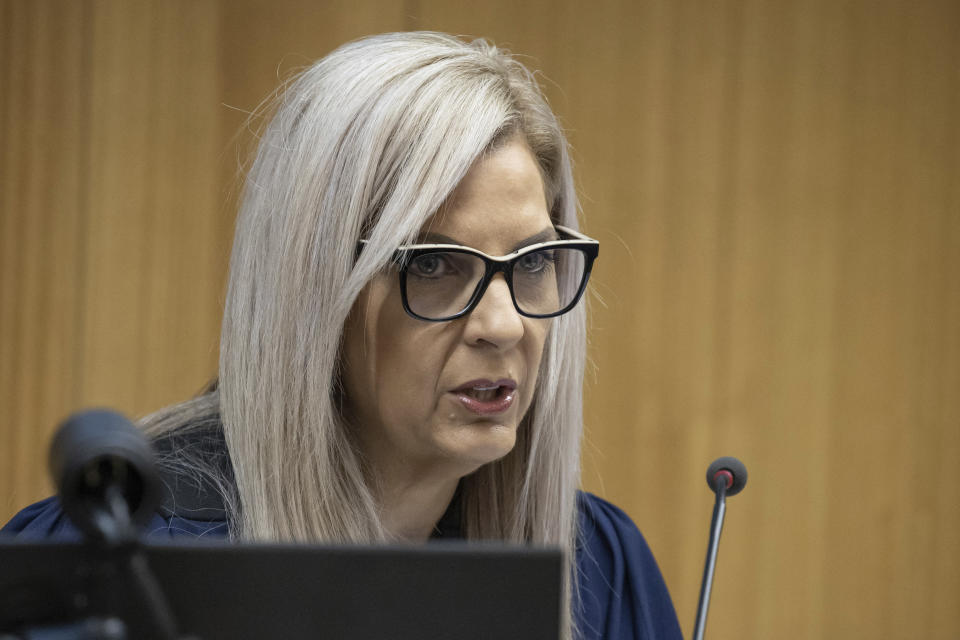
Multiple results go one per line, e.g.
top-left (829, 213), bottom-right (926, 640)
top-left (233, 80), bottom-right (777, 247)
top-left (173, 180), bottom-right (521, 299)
top-left (451, 379), bottom-right (517, 416)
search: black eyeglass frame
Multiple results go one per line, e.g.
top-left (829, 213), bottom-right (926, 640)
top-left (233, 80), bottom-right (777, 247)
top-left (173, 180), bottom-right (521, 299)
top-left (360, 225), bottom-right (599, 323)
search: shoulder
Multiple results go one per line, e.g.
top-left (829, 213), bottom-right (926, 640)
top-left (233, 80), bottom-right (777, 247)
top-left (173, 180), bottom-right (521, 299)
top-left (1, 495), bottom-right (228, 542)
top-left (2, 423), bottom-right (232, 542)
top-left (575, 492), bottom-right (683, 640)
top-left (1, 496), bottom-right (83, 541)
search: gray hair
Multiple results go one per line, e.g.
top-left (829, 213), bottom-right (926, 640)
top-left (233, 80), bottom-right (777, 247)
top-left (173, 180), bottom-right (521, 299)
top-left (143, 32), bottom-right (586, 638)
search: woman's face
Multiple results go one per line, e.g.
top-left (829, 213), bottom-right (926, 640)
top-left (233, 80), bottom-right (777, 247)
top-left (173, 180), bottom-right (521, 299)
top-left (342, 136), bottom-right (554, 481)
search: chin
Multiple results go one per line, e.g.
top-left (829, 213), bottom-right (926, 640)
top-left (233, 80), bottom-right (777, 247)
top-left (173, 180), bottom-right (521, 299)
top-left (444, 423), bottom-right (518, 470)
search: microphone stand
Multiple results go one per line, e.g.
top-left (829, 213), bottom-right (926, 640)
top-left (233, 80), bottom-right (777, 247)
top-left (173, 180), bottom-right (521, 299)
top-left (101, 485), bottom-right (181, 640)
top-left (692, 476), bottom-right (728, 640)
top-left (13, 410), bottom-right (188, 640)
top-left (8, 487), bottom-right (184, 640)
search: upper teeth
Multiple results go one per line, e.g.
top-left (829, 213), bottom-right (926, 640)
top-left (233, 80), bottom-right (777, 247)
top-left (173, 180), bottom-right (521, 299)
top-left (474, 385), bottom-right (498, 391)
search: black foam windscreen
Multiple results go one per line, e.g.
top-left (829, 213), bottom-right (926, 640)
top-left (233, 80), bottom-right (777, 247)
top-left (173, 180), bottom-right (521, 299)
top-left (48, 409), bottom-right (162, 541)
top-left (705, 456), bottom-right (748, 496)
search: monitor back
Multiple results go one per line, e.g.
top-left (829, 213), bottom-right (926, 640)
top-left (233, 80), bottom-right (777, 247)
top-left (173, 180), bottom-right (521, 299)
top-left (0, 541), bottom-right (563, 640)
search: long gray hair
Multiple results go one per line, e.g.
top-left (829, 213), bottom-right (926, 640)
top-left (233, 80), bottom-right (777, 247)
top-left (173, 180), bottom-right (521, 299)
top-left (142, 32), bottom-right (586, 637)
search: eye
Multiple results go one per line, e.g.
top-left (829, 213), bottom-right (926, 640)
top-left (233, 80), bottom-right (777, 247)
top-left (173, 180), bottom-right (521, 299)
top-left (408, 253), bottom-right (450, 278)
top-left (517, 250), bottom-right (554, 274)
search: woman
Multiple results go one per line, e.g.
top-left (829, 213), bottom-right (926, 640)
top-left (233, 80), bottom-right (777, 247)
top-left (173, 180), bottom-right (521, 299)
top-left (4, 32), bottom-right (682, 639)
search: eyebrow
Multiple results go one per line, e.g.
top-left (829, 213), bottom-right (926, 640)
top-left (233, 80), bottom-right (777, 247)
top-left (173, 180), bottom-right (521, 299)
top-left (418, 227), bottom-right (559, 252)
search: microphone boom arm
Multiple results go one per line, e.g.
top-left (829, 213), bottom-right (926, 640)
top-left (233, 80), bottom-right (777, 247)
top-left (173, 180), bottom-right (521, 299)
top-left (692, 457), bottom-right (747, 640)
top-left (692, 478), bottom-right (727, 640)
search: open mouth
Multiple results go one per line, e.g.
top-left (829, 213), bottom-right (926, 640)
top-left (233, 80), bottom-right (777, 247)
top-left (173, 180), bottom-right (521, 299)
top-left (462, 385), bottom-right (508, 402)
top-left (451, 379), bottom-right (517, 416)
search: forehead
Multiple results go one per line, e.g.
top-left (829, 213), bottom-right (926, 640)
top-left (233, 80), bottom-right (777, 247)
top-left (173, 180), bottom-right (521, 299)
top-left (419, 137), bottom-right (555, 254)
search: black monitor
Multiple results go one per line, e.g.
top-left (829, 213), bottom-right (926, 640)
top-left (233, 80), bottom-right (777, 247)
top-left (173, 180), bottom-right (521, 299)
top-left (0, 540), bottom-right (562, 639)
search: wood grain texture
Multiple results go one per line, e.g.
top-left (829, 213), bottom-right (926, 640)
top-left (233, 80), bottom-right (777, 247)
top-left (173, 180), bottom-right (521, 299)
top-left (1, 0), bottom-right (87, 520)
top-left (80, 0), bottom-right (222, 413)
top-left (1, 1), bottom-right (957, 638)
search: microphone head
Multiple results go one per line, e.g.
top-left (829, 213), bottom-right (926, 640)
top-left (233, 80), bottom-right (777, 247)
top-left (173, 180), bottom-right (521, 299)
top-left (706, 456), bottom-right (748, 496)
top-left (48, 409), bottom-right (162, 541)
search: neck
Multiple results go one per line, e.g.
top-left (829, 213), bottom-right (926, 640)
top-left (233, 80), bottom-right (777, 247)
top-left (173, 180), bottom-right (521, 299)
top-left (376, 470), bottom-right (460, 542)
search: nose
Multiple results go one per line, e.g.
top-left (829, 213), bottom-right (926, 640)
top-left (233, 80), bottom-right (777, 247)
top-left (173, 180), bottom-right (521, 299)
top-left (462, 274), bottom-right (524, 349)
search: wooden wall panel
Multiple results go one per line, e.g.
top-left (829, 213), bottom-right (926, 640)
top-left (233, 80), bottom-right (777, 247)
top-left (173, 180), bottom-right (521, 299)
top-left (80, 0), bottom-right (221, 413)
top-left (818, 3), bottom-right (960, 635)
top-left (1, 2), bottom-right (958, 639)
top-left (0, 0), bottom-right (87, 520)
top-left (718, 3), bottom-right (842, 637)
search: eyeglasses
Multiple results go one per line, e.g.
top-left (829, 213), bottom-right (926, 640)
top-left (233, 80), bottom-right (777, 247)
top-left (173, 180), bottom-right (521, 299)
top-left (360, 225), bottom-right (599, 322)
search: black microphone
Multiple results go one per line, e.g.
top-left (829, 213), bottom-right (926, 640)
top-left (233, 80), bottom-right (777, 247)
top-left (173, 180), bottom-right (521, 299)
top-left (706, 456), bottom-right (747, 496)
top-left (692, 456), bottom-right (748, 640)
top-left (46, 409), bottom-right (185, 640)
top-left (49, 409), bottom-right (162, 543)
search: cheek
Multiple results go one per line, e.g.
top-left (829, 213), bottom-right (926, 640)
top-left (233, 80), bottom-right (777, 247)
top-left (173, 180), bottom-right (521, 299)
top-left (370, 297), bottom-right (450, 424)
top-left (373, 341), bottom-right (437, 420)
top-left (343, 279), bottom-right (419, 422)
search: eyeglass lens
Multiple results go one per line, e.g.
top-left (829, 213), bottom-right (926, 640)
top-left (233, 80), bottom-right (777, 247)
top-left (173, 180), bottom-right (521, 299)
top-left (404, 247), bottom-right (587, 319)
